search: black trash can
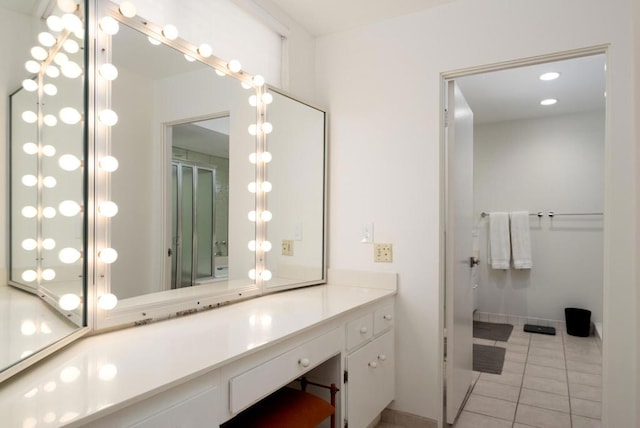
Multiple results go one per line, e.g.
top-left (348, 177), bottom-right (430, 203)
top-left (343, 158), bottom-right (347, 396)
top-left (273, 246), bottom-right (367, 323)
top-left (565, 307), bottom-right (591, 337)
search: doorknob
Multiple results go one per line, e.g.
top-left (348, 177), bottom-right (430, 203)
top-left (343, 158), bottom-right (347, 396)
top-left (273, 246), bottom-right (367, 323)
top-left (469, 256), bottom-right (479, 267)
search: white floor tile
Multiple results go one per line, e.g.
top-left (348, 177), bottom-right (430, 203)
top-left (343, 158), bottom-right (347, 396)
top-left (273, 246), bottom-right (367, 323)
top-left (571, 414), bottom-right (602, 428)
top-left (523, 374), bottom-right (569, 396)
top-left (527, 355), bottom-right (566, 369)
top-left (567, 371), bottom-right (602, 388)
top-left (472, 379), bottom-right (520, 402)
top-left (479, 371), bottom-right (523, 387)
top-left (519, 387), bottom-right (570, 413)
top-left (515, 403), bottom-right (571, 428)
top-left (571, 397), bottom-right (602, 420)
top-left (566, 360), bottom-right (602, 375)
top-left (568, 382), bottom-right (602, 402)
top-left (463, 394), bottom-right (516, 421)
top-left (524, 363), bottom-right (567, 382)
top-left (454, 410), bottom-right (512, 428)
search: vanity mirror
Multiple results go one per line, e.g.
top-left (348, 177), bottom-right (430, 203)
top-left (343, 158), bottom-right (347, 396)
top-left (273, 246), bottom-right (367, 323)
top-left (4, 0), bottom-right (87, 381)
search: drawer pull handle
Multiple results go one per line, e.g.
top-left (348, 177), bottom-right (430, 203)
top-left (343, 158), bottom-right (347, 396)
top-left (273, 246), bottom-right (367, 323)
top-left (368, 361), bottom-right (378, 368)
top-left (359, 326), bottom-right (368, 334)
top-left (383, 314), bottom-right (393, 321)
top-left (378, 354), bottom-right (387, 361)
top-left (298, 358), bottom-right (310, 368)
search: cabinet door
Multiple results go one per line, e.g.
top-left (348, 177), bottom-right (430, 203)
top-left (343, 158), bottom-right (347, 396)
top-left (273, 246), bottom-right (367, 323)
top-left (346, 330), bottom-right (394, 428)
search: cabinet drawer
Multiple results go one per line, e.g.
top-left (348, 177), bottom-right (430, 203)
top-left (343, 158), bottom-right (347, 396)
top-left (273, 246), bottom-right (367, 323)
top-left (374, 304), bottom-right (394, 335)
top-left (346, 313), bottom-right (373, 351)
top-left (229, 327), bottom-right (342, 414)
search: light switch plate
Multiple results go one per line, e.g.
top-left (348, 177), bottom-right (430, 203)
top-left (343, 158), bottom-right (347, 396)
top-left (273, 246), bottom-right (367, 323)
top-left (282, 240), bottom-right (294, 256)
top-left (374, 243), bottom-right (392, 263)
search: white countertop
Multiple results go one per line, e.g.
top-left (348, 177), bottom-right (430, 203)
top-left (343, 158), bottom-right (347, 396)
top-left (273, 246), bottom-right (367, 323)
top-left (0, 284), bottom-right (395, 427)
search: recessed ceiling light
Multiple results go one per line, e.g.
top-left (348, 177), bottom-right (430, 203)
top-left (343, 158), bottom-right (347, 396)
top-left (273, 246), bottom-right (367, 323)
top-left (539, 72), bottom-right (560, 81)
top-left (540, 98), bottom-right (558, 106)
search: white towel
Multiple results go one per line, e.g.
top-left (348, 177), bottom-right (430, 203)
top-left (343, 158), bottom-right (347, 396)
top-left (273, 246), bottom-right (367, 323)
top-left (510, 211), bottom-right (533, 269)
top-left (489, 212), bottom-right (510, 269)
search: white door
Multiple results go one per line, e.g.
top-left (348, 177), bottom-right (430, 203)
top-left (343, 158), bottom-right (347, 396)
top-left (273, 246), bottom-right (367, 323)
top-left (445, 81), bottom-right (475, 424)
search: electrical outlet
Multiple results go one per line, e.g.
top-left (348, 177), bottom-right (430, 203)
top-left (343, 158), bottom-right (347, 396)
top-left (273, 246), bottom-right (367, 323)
top-left (282, 239), bottom-right (294, 256)
top-left (374, 243), bottom-right (393, 263)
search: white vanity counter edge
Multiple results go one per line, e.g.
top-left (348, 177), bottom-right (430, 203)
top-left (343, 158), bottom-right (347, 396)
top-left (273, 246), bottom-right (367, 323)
top-left (0, 281), bottom-right (396, 427)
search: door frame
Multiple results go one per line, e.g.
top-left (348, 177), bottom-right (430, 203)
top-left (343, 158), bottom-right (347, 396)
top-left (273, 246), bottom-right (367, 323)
top-left (439, 44), bottom-right (609, 426)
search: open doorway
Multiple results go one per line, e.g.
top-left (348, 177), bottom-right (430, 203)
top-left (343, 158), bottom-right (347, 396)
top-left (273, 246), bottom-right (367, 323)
top-left (443, 49), bottom-right (606, 426)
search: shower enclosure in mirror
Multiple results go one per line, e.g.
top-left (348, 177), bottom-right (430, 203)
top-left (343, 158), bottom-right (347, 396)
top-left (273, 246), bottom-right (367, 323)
top-left (4, 0), bottom-right (87, 381)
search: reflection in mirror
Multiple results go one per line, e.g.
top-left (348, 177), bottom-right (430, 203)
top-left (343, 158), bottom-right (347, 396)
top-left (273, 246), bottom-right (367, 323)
top-left (99, 12), bottom-right (257, 322)
top-left (5, 1), bottom-right (86, 378)
top-left (264, 90), bottom-right (327, 289)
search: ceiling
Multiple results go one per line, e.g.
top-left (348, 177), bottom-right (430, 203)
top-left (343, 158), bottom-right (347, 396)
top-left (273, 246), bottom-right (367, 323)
top-left (0, 0), bottom-right (40, 15)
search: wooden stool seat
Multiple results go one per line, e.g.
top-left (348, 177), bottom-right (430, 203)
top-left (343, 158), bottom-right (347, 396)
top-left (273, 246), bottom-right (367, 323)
top-left (222, 387), bottom-right (335, 428)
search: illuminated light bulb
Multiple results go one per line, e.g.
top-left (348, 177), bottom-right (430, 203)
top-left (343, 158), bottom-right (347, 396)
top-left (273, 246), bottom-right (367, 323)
top-left (40, 322), bottom-right (52, 334)
top-left (249, 152), bottom-right (258, 164)
top-left (198, 43), bottom-right (212, 57)
top-left (42, 207), bottom-right (57, 218)
top-left (42, 145), bottom-right (56, 157)
top-left (248, 211), bottom-right (257, 222)
top-left (539, 72), bottom-right (560, 81)
top-left (22, 239), bottom-right (38, 251)
top-left (58, 294), bottom-right (80, 311)
top-left (262, 93), bottom-right (273, 104)
top-left (59, 107), bottom-right (81, 124)
top-left (57, 0), bottom-right (77, 13)
top-left (31, 46), bottom-right (48, 61)
top-left (261, 181), bottom-right (272, 192)
top-left (98, 248), bottom-right (118, 264)
top-left (22, 270), bottom-right (38, 282)
top-left (59, 366), bottom-right (80, 383)
top-left (252, 75), bottom-right (265, 87)
top-left (22, 79), bottom-right (38, 92)
top-left (43, 83), bottom-right (58, 96)
top-left (25, 60), bottom-right (41, 73)
top-left (42, 238), bottom-right (56, 250)
top-left (261, 241), bottom-right (272, 252)
top-left (98, 293), bottom-right (118, 310)
top-left (184, 54), bottom-right (196, 62)
top-left (42, 269), bottom-right (56, 281)
top-left (98, 155), bottom-right (119, 172)
top-left (119, 1), bottom-right (137, 18)
top-left (45, 65), bottom-right (60, 78)
top-left (248, 240), bottom-right (257, 251)
top-left (248, 95), bottom-right (258, 106)
top-left (99, 16), bottom-right (119, 35)
top-left (74, 28), bottom-right (84, 39)
top-left (38, 32), bottom-right (57, 47)
top-left (147, 36), bottom-right (161, 46)
top-left (261, 210), bottom-right (273, 222)
top-left (98, 364), bottom-right (118, 381)
top-left (98, 63), bottom-right (118, 80)
top-left (43, 114), bottom-right (58, 127)
top-left (62, 14), bottom-right (82, 33)
top-left (58, 200), bottom-right (82, 216)
top-left (261, 152), bottom-right (272, 163)
top-left (59, 154), bottom-right (82, 171)
top-left (98, 201), bottom-right (118, 217)
top-left (23, 142), bottom-right (38, 155)
top-left (241, 81), bottom-right (252, 89)
top-left (261, 122), bottom-right (273, 134)
top-left (215, 69), bottom-right (226, 77)
top-left (228, 59), bottom-right (242, 73)
top-left (261, 270), bottom-right (273, 281)
top-left (59, 247), bottom-right (81, 263)
top-left (22, 206), bottom-right (38, 218)
top-left (21, 321), bottom-right (37, 337)
top-left (22, 111), bottom-right (37, 123)
top-left (98, 109), bottom-right (118, 126)
top-left (248, 124), bottom-right (257, 135)
top-left (248, 269), bottom-right (256, 280)
top-left (540, 98), bottom-right (557, 106)
top-left (21, 174), bottom-right (38, 187)
top-left (162, 24), bottom-right (178, 40)
top-left (247, 182), bottom-right (257, 193)
top-left (61, 61), bottom-right (82, 78)
top-left (47, 15), bottom-right (64, 32)
top-left (43, 176), bottom-right (57, 188)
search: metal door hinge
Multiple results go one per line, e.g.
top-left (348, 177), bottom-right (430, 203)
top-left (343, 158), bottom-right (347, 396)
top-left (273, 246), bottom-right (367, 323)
top-left (343, 370), bottom-right (348, 383)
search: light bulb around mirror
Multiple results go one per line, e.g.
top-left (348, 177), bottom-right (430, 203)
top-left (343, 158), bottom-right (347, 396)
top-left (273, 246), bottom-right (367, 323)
top-left (119, 1), bottom-right (137, 18)
top-left (54, 52), bottom-right (69, 66)
top-left (228, 59), bottom-right (242, 73)
top-left (248, 95), bottom-right (257, 107)
top-left (261, 241), bottom-right (272, 252)
top-left (21, 206), bottom-right (38, 218)
top-left (59, 107), bottom-right (81, 124)
top-left (59, 154), bottom-right (82, 171)
top-left (98, 63), bottom-right (118, 80)
top-left (42, 238), bottom-right (56, 250)
top-left (42, 207), bottom-right (56, 219)
top-left (98, 155), bottom-right (118, 172)
top-left (249, 153), bottom-right (258, 164)
top-left (147, 36), bottom-right (161, 46)
top-left (99, 16), bottom-right (119, 35)
top-left (43, 83), bottom-right (58, 96)
top-left (248, 124), bottom-right (257, 136)
top-left (162, 24), bottom-right (178, 40)
top-left (31, 46), bottom-right (48, 61)
top-left (261, 152), bottom-right (272, 163)
top-left (22, 270), bottom-right (38, 282)
top-left (61, 13), bottom-right (82, 33)
top-left (57, 0), bottom-right (77, 13)
top-left (248, 240), bottom-right (257, 251)
top-left (98, 293), bottom-right (118, 310)
top-left (261, 181), bottom-right (272, 192)
top-left (22, 239), bottom-right (38, 251)
top-left (261, 270), bottom-right (273, 281)
top-left (262, 93), bottom-right (273, 104)
top-left (59, 247), bottom-right (81, 264)
top-left (63, 38), bottom-right (80, 54)
top-left (247, 182), bottom-right (257, 193)
top-left (215, 69), bottom-right (226, 77)
top-left (61, 61), bottom-right (82, 78)
top-left (58, 294), bottom-right (80, 311)
top-left (47, 15), bottom-right (64, 32)
top-left (23, 142), bottom-right (38, 155)
top-left (248, 211), bottom-right (257, 222)
top-left (22, 79), bottom-right (38, 92)
top-left (241, 81), bottom-right (252, 90)
top-left (252, 75), bottom-right (265, 87)
top-left (42, 145), bottom-right (56, 157)
top-left (98, 109), bottom-right (118, 126)
top-left (38, 32), bottom-right (57, 47)
top-left (45, 65), bottom-right (60, 78)
top-left (198, 43), bottom-right (212, 57)
top-left (25, 60), bottom-right (41, 73)
top-left (59, 200), bottom-right (82, 217)
top-left (98, 201), bottom-right (118, 217)
top-left (98, 248), bottom-right (118, 264)
top-left (248, 269), bottom-right (256, 280)
top-left (42, 176), bottom-right (57, 188)
top-left (184, 54), bottom-right (196, 62)
top-left (42, 268), bottom-right (56, 281)
top-left (22, 111), bottom-right (38, 123)
top-left (21, 175), bottom-right (37, 187)
top-left (261, 122), bottom-right (273, 134)
top-left (261, 210), bottom-right (273, 222)
top-left (43, 114), bottom-right (58, 127)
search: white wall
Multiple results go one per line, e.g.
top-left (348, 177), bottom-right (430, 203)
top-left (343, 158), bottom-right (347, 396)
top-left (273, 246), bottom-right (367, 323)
top-left (474, 112), bottom-right (604, 324)
top-left (314, 0), bottom-right (637, 425)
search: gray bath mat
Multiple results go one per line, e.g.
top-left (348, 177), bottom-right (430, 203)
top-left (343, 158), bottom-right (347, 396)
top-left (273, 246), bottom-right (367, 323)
top-left (473, 344), bottom-right (506, 375)
top-left (473, 321), bottom-right (514, 342)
